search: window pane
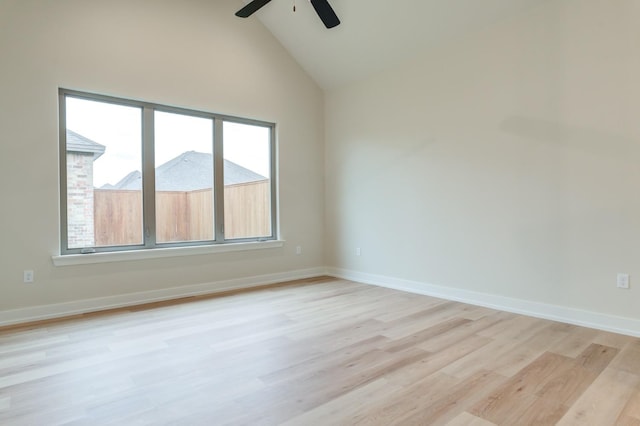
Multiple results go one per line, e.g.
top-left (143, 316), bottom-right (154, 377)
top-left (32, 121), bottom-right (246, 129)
top-left (223, 121), bottom-right (272, 240)
top-left (155, 111), bottom-right (214, 243)
top-left (65, 97), bottom-right (143, 249)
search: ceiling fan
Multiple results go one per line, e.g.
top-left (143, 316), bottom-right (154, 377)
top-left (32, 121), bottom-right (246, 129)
top-left (236, 0), bottom-right (341, 29)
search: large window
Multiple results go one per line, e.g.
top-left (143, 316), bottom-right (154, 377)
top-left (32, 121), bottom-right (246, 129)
top-left (59, 89), bottom-right (276, 255)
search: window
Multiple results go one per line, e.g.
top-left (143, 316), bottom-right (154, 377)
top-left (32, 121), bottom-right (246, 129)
top-left (59, 89), bottom-right (276, 255)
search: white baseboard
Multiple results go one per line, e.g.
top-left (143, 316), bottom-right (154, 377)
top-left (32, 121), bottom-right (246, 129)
top-left (327, 267), bottom-right (640, 338)
top-left (5, 266), bottom-right (640, 338)
top-left (0, 268), bottom-right (326, 327)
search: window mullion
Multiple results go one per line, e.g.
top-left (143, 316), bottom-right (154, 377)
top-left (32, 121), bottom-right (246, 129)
top-left (142, 106), bottom-right (156, 248)
top-left (213, 118), bottom-right (225, 242)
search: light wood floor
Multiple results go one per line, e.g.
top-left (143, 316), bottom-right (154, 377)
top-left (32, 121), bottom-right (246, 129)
top-left (1, 277), bottom-right (640, 425)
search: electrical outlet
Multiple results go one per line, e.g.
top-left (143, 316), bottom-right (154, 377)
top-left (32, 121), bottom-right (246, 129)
top-left (23, 270), bottom-right (34, 283)
top-left (356, 247), bottom-right (361, 256)
top-left (617, 273), bottom-right (630, 289)
top-left (296, 246), bottom-right (302, 255)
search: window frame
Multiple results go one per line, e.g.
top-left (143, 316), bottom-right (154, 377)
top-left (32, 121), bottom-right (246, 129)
top-left (59, 88), bottom-right (277, 255)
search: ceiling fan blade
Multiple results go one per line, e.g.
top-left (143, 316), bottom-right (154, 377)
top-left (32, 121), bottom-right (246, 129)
top-left (235, 0), bottom-right (273, 18)
top-left (309, 0), bottom-right (340, 28)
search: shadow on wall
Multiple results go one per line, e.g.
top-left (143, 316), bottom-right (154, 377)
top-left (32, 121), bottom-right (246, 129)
top-left (500, 116), bottom-right (640, 157)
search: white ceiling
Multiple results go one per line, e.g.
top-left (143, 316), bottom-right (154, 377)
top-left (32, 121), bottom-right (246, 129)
top-left (240, 0), bottom-right (543, 90)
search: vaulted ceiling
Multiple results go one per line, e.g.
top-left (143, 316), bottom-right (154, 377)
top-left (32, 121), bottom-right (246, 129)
top-left (239, 0), bottom-right (544, 90)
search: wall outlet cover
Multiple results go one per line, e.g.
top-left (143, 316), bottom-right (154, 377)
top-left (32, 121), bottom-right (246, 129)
top-left (617, 273), bottom-right (630, 289)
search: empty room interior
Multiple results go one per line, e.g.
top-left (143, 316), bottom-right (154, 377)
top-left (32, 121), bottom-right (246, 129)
top-left (2, 0), bottom-right (640, 424)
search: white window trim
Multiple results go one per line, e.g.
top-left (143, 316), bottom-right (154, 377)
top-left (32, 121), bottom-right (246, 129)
top-left (52, 240), bottom-right (285, 266)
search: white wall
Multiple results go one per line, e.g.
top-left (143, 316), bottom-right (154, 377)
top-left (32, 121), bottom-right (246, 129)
top-left (325, 0), bottom-right (640, 323)
top-left (0, 0), bottom-right (325, 317)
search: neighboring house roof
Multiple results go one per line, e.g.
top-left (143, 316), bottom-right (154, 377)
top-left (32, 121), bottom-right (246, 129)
top-left (66, 129), bottom-right (105, 160)
top-left (109, 170), bottom-right (143, 190)
top-left (103, 151), bottom-right (267, 191)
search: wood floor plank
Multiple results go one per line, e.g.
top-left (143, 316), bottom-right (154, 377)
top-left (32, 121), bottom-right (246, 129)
top-left (533, 362), bottom-right (597, 408)
top-left (280, 377), bottom-right (400, 426)
top-left (556, 368), bottom-right (640, 426)
top-left (619, 387), bottom-right (640, 422)
top-left (242, 346), bottom-right (431, 425)
top-left (593, 330), bottom-right (637, 350)
top-left (611, 341), bottom-right (640, 375)
top-left (476, 314), bottom-right (549, 342)
top-left (548, 326), bottom-right (601, 358)
top-left (292, 319), bottom-right (388, 354)
top-left (398, 369), bottom-right (505, 425)
top-left (374, 297), bottom-right (449, 322)
top-left (258, 335), bottom-right (392, 385)
top-left (377, 301), bottom-right (461, 340)
top-left (380, 317), bottom-right (472, 353)
top-left (401, 334), bottom-right (493, 385)
top-left (454, 305), bottom-right (496, 321)
top-left (349, 372), bottom-right (460, 426)
top-left (575, 343), bottom-right (619, 373)
top-left (485, 323), bottom-right (569, 378)
top-left (482, 338), bottom-right (549, 378)
top-left (0, 351), bottom-right (47, 374)
top-left (510, 396), bottom-right (569, 426)
top-left (417, 312), bottom-right (504, 353)
top-left (440, 336), bottom-right (526, 379)
top-left (0, 396), bottom-right (10, 412)
top-left (616, 415), bottom-right (640, 426)
top-left (445, 411), bottom-right (497, 426)
top-left (469, 351), bottom-right (575, 424)
top-left (0, 335), bottom-right (70, 356)
top-left (0, 277), bottom-right (638, 425)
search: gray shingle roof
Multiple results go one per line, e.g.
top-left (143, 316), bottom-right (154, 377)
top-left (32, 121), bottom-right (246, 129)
top-left (103, 151), bottom-right (267, 191)
top-left (109, 170), bottom-right (142, 190)
top-left (66, 130), bottom-right (105, 160)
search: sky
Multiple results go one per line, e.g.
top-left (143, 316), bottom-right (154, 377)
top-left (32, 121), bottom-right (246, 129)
top-left (65, 97), bottom-right (271, 187)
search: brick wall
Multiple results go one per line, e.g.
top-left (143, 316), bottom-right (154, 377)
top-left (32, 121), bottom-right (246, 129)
top-left (66, 152), bottom-right (95, 248)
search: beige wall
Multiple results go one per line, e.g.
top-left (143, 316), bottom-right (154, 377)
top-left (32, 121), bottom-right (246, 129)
top-left (325, 0), bottom-right (640, 320)
top-left (0, 0), bottom-right (325, 311)
top-left (3, 0), bottom-right (639, 329)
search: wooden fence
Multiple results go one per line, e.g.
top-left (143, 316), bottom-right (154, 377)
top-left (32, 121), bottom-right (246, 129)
top-left (93, 180), bottom-right (270, 246)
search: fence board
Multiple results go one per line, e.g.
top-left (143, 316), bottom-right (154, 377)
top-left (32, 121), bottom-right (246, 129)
top-left (224, 180), bottom-right (270, 239)
top-left (93, 180), bottom-right (269, 246)
top-left (94, 190), bottom-right (143, 247)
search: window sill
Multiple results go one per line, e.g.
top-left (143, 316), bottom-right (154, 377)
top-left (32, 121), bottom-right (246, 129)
top-left (51, 240), bottom-right (285, 267)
